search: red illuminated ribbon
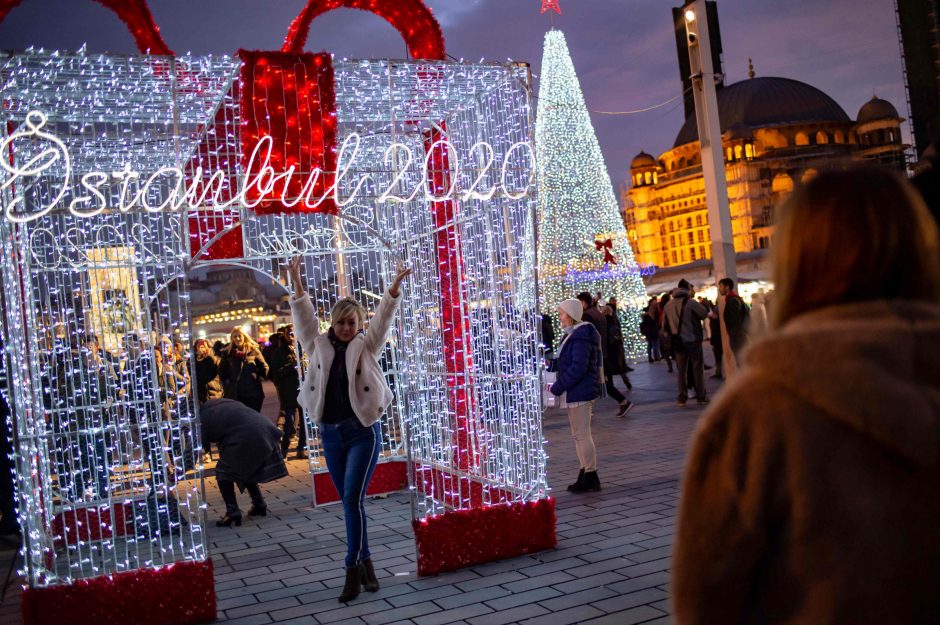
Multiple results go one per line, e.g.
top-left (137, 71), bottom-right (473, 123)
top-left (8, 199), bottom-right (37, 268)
top-left (595, 238), bottom-right (617, 264)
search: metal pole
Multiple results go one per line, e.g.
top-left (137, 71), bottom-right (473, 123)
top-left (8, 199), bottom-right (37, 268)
top-left (683, 0), bottom-right (737, 285)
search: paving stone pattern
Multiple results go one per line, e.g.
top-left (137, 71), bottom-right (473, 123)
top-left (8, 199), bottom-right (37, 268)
top-left (0, 356), bottom-right (726, 624)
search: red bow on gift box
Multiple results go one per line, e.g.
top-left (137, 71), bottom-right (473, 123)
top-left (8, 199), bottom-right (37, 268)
top-left (595, 238), bottom-right (617, 264)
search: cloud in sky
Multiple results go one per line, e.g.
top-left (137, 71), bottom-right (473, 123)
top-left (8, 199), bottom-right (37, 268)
top-left (0, 0), bottom-right (906, 193)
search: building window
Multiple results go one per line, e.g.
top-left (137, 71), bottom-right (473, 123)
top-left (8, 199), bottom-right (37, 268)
top-left (699, 245), bottom-right (706, 258)
top-left (687, 232), bottom-right (694, 244)
top-left (660, 225), bottom-right (666, 235)
top-left (669, 222), bottom-right (675, 233)
top-left (672, 251), bottom-right (678, 264)
top-left (644, 171), bottom-right (652, 185)
top-left (745, 143), bottom-right (755, 158)
top-left (726, 147), bottom-right (733, 162)
top-left (680, 249), bottom-right (686, 262)
top-left (802, 168), bottom-right (818, 183)
top-left (670, 235), bottom-right (676, 246)
top-left (695, 215), bottom-right (702, 226)
top-left (686, 217), bottom-right (692, 228)
top-left (679, 157), bottom-right (687, 168)
top-left (816, 131), bottom-right (829, 145)
top-left (795, 131), bottom-right (809, 146)
top-left (772, 172), bottom-right (794, 194)
top-left (690, 248), bottom-right (697, 261)
top-left (734, 145), bottom-right (743, 160)
top-left (697, 230), bottom-right (704, 243)
top-left (834, 130), bottom-right (844, 144)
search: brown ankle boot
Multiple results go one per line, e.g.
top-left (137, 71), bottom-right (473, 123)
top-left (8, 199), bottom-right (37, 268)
top-left (360, 559), bottom-right (379, 592)
top-left (338, 564), bottom-right (362, 602)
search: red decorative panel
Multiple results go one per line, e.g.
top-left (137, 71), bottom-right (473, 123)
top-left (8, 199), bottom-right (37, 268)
top-left (238, 49), bottom-right (337, 215)
top-left (413, 499), bottom-right (557, 576)
top-left (22, 559), bottom-right (216, 625)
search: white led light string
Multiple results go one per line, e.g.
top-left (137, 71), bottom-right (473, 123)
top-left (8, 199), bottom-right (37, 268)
top-left (1, 49), bottom-right (547, 587)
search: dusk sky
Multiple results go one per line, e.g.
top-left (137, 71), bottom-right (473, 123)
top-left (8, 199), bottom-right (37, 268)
top-left (0, 0), bottom-right (907, 193)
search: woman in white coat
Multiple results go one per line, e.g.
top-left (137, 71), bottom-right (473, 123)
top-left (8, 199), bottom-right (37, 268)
top-left (287, 256), bottom-right (410, 603)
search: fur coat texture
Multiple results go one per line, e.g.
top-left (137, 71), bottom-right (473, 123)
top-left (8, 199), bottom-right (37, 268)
top-left (673, 300), bottom-right (940, 625)
top-left (290, 289), bottom-right (401, 426)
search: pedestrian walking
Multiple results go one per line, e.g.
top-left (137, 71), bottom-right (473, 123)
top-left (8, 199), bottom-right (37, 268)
top-left (601, 305), bottom-right (634, 416)
top-left (200, 398), bottom-right (287, 528)
top-left (658, 293), bottom-right (675, 373)
top-left (663, 280), bottom-right (708, 406)
top-left (218, 328), bottom-right (269, 412)
top-left (673, 165), bottom-right (940, 624)
top-left (288, 255), bottom-right (411, 603)
top-left (268, 325), bottom-right (306, 459)
top-left (640, 310), bottom-right (660, 363)
top-left (607, 297), bottom-right (635, 375)
top-left (549, 299), bottom-right (603, 493)
top-left (716, 278), bottom-right (748, 378)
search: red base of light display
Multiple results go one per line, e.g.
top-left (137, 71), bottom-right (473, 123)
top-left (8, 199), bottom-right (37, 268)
top-left (412, 498), bottom-right (556, 576)
top-left (313, 460), bottom-right (408, 505)
top-left (22, 559), bottom-right (215, 625)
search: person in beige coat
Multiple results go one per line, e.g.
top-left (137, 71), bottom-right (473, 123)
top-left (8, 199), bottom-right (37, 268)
top-left (673, 165), bottom-right (940, 625)
top-left (287, 256), bottom-right (411, 604)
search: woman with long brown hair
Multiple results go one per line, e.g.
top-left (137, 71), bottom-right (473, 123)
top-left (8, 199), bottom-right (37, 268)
top-left (673, 165), bottom-right (940, 624)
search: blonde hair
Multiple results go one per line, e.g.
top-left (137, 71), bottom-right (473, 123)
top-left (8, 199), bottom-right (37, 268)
top-left (771, 165), bottom-right (940, 329)
top-left (229, 327), bottom-right (259, 350)
top-left (331, 297), bottom-right (367, 328)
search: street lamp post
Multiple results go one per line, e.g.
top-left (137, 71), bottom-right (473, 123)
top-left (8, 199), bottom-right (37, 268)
top-left (683, 0), bottom-right (737, 285)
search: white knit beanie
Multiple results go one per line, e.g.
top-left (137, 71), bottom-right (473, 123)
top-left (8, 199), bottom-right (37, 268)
top-left (558, 299), bottom-right (583, 323)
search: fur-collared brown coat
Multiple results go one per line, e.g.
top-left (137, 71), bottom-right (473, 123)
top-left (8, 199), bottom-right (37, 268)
top-left (673, 300), bottom-right (940, 625)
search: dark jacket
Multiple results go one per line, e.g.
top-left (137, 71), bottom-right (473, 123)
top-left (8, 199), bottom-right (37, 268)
top-left (550, 322), bottom-right (602, 403)
top-left (267, 341), bottom-right (300, 391)
top-left (722, 293), bottom-right (749, 353)
top-left (194, 354), bottom-right (223, 404)
top-left (219, 346), bottom-right (269, 403)
top-left (605, 314), bottom-right (628, 375)
top-left (199, 398), bottom-right (286, 486)
top-left (540, 315), bottom-right (556, 353)
top-left (639, 313), bottom-right (659, 340)
top-left (582, 306), bottom-right (609, 360)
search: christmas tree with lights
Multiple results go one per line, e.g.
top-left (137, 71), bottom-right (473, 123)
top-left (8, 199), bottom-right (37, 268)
top-left (535, 29), bottom-right (647, 358)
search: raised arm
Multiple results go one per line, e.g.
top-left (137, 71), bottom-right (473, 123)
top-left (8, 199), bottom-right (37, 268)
top-left (287, 256), bottom-right (321, 353)
top-left (363, 264), bottom-right (411, 357)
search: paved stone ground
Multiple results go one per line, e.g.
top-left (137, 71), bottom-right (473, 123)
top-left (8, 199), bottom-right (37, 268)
top-left (0, 353), bottom-right (725, 624)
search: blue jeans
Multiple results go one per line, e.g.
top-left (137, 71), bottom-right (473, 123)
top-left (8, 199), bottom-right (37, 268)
top-left (320, 418), bottom-right (381, 568)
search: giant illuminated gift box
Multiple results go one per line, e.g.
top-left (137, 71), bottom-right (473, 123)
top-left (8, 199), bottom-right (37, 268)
top-left (0, 1), bottom-right (554, 623)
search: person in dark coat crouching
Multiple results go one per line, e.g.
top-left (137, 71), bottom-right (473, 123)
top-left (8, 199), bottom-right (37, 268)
top-left (200, 399), bottom-right (287, 527)
top-left (550, 298), bottom-right (603, 493)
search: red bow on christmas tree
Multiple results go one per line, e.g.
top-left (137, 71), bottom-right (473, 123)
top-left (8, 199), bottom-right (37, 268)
top-left (595, 238), bottom-right (617, 264)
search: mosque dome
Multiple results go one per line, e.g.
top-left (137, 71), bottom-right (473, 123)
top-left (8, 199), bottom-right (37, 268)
top-left (856, 95), bottom-right (900, 124)
top-left (630, 151), bottom-right (657, 170)
top-left (674, 76), bottom-right (850, 147)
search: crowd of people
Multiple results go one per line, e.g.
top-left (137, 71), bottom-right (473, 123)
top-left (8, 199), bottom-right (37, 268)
top-left (0, 153), bottom-right (936, 618)
top-left (540, 163), bottom-right (940, 622)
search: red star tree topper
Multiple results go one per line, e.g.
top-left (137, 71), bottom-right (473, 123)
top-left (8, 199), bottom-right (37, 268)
top-left (541, 0), bottom-right (561, 15)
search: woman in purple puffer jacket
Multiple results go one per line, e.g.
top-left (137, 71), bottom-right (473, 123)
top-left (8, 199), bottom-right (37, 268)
top-left (550, 298), bottom-right (603, 493)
